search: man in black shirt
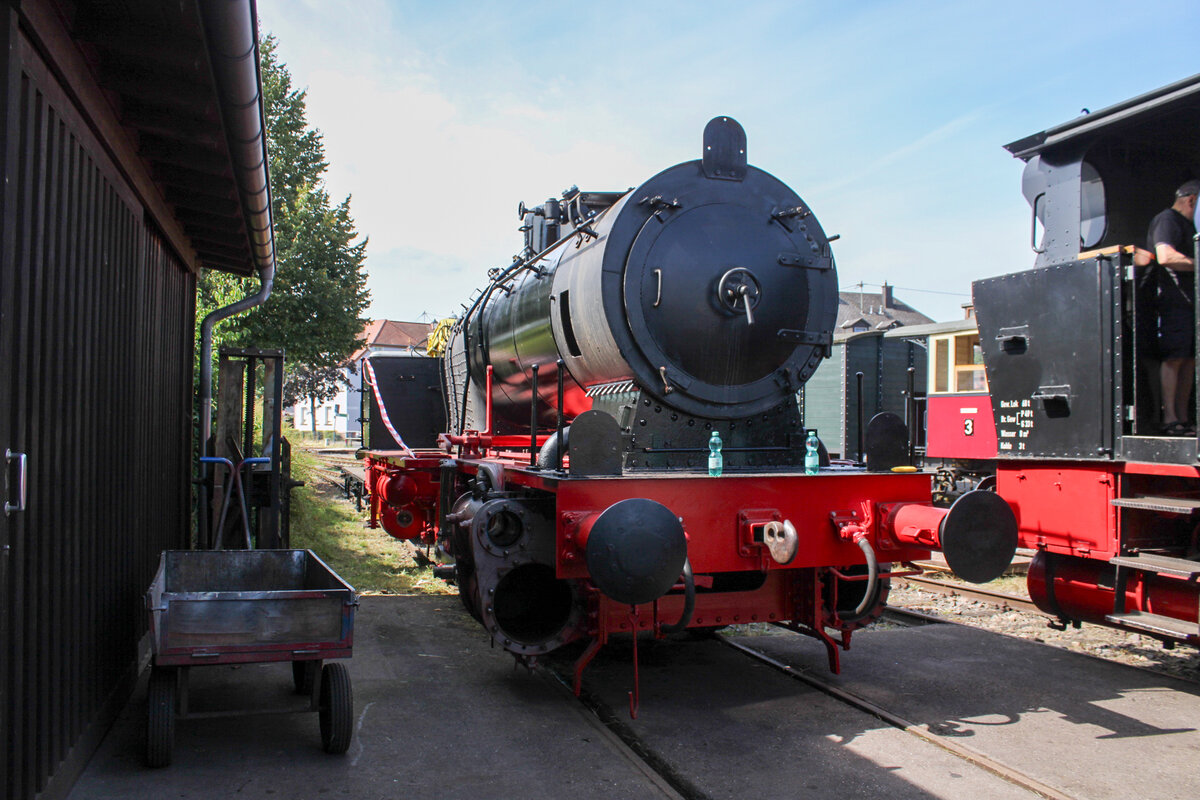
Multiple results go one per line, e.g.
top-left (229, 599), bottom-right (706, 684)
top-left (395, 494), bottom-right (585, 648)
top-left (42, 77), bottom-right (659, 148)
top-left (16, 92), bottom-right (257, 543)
top-left (1149, 179), bottom-right (1199, 435)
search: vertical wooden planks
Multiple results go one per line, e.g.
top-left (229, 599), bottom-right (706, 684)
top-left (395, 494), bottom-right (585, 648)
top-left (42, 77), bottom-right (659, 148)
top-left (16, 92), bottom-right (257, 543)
top-left (1, 31), bottom-right (198, 800)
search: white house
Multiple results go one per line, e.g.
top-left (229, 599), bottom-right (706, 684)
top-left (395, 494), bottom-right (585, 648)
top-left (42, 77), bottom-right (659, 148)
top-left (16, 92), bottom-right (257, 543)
top-left (294, 319), bottom-right (433, 442)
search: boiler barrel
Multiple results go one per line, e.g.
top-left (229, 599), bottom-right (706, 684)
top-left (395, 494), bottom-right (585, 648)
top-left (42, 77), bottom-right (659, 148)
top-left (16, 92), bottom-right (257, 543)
top-left (462, 117), bottom-right (839, 429)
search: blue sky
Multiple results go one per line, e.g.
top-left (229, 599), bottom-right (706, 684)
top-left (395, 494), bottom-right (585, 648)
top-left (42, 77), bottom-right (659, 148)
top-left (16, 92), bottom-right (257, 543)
top-left (260, 0), bottom-right (1200, 324)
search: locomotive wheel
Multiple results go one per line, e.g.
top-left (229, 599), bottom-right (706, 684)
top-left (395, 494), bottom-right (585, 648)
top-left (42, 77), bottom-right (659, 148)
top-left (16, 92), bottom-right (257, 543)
top-left (319, 662), bottom-right (354, 754)
top-left (293, 659), bottom-right (322, 695)
top-left (145, 665), bottom-right (176, 768)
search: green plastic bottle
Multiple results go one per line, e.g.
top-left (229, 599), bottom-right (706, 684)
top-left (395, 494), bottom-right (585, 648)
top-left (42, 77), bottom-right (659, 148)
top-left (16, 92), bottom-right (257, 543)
top-left (708, 430), bottom-right (723, 477)
top-left (804, 429), bottom-right (820, 475)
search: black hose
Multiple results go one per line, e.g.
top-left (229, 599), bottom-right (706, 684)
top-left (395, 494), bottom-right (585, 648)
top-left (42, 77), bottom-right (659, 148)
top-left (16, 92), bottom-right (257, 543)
top-left (854, 537), bottom-right (883, 618)
top-left (659, 558), bottom-right (695, 634)
top-left (833, 537), bottom-right (881, 624)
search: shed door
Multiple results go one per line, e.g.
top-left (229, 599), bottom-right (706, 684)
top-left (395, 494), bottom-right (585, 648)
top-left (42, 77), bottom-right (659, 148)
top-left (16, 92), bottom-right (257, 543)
top-left (0, 7), bottom-right (18, 790)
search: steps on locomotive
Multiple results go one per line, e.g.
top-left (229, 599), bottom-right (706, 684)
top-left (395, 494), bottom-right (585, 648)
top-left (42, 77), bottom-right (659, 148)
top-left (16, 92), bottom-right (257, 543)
top-left (1109, 494), bottom-right (1200, 554)
top-left (1110, 495), bottom-right (1200, 514)
top-left (1105, 610), bottom-right (1199, 640)
top-left (1103, 551), bottom-right (1200, 640)
top-left (1108, 552), bottom-right (1200, 578)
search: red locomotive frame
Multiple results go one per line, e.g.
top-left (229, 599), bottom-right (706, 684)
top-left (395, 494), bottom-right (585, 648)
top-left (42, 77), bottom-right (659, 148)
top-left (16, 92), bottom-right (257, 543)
top-left (364, 420), bottom-right (1013, 710)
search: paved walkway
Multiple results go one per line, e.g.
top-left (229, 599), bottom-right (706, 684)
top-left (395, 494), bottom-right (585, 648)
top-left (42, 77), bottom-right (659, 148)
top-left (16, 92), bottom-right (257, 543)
top-left (71, 595), bottom-right (1198, 799)
top-left (70, 596), bottom-right (671, 800)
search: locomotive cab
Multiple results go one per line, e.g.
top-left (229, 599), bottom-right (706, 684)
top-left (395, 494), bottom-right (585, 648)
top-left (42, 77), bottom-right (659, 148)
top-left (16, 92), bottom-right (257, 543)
top-left (983, 75), bottom-right (1200, 458)
top-left (974, 74), bottom-right (1200, 644)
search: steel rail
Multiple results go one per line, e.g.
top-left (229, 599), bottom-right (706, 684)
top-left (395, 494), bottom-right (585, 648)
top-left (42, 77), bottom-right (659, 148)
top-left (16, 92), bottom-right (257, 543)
top-left (882, 606), bottom-right (956, 627)
top-left (895, 575), bottom-right (1043, 614)
top-left (719, 637), bottom-right (1078, 800)
top-left (539, 668), bottom-right (697, 800)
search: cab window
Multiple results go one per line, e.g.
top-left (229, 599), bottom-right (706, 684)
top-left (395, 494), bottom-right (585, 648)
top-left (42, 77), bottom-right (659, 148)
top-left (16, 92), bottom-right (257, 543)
top-left (1080, 161), bottom-right (1106, 249)
top-left (930, 333), bottom-right (987, 394)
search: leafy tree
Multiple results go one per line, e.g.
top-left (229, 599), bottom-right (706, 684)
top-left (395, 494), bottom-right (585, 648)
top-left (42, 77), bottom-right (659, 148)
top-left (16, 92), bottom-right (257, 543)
top-left (197, 33), bottom-right (369, 422)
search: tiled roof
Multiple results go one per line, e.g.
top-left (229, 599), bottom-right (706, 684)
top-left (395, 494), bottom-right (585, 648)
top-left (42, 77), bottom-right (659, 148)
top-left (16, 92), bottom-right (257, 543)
top-left (831, 286), bottom-right (934, 343)
top-left (349, 320), bottom-right (433, 361)
top-left (835, 288), bottom-right (932, 330)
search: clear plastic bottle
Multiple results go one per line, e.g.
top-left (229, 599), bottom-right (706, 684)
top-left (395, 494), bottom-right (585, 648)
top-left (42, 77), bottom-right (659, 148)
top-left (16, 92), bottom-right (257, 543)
top-left (804, 429), bottom-right (820, 475)
top-left (708, 430), bottom-right (723, 477)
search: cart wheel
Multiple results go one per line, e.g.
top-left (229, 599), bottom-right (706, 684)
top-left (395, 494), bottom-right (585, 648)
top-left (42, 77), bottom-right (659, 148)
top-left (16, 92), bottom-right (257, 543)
top-left (318, 662), bottom-right (353, 754)
top-left (145, 666), bottom-right (176, 767)
top-left (292, 659), bottom-right (321, 695)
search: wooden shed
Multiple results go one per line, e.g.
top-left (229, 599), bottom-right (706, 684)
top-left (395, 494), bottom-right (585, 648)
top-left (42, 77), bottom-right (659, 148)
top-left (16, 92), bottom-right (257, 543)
top-left (0, 2), bottom-right (273, 798)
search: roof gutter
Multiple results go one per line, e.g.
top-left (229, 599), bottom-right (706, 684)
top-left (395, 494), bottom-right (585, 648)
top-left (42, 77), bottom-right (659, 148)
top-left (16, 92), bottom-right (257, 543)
top-left (194, 0), bottom-right (276, 545)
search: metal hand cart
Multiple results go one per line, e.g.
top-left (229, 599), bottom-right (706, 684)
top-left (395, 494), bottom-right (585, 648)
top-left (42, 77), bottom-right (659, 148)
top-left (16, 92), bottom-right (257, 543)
top-left (144, 549), bottom-right (357, 767)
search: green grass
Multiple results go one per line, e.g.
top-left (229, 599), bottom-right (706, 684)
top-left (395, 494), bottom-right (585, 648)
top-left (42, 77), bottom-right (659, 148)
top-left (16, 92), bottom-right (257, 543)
top-left (286, 442), bottom-right (454, 596)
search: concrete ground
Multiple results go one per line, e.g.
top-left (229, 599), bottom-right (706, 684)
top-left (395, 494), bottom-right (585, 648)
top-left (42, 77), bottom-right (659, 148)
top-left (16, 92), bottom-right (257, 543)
top-left (70, 596), bottom-right (672, 800)
top-left (70, 596), bottom-right (1199, 799)
top-left (724, 622), bottom-right (1200, 800)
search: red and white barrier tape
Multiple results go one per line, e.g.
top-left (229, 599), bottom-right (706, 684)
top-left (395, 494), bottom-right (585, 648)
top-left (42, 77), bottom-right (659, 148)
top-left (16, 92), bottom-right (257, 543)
top-left (362, 359), bottom-right (416, 457)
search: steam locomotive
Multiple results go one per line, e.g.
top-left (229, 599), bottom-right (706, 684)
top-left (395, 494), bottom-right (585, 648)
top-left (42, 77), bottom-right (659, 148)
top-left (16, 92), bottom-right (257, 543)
top-left (362, 118), bottom-right (1017, 701)
top-left (861, 75), bottom-right (1200, 648)
top-left (965, 75), bottom-right (1200, 644)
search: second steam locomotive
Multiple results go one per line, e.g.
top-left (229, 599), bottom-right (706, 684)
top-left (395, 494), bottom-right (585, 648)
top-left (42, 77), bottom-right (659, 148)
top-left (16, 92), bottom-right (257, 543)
top-left (363, 118), bottom-right (1016, 698)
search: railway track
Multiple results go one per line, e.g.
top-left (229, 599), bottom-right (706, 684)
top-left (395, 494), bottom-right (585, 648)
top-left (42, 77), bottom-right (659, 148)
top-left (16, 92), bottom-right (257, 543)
top-left (714, 634), bottom-right (1074, 800)
top-left (305, 449), bottom-right (368, 503)
top-left (894, 574), bottom-right (1043, 614)
top-left (540, 670), bottom-right (692, 800)
top-left (545, 564), bottom-right (1195, 800)
top-left (544, 627), bottom-right (1075, 800)
top-left (309, 465), bottom-right (354, 491)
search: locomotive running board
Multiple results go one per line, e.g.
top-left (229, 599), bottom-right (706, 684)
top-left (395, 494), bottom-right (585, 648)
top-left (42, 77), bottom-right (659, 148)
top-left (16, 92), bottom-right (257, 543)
top-left (1110, 496), bottom-right (1200, 515)
top-left (1108, 552), bottom-right (1200, 578)
top-left (1105, 611), bottom-right (1199, 641)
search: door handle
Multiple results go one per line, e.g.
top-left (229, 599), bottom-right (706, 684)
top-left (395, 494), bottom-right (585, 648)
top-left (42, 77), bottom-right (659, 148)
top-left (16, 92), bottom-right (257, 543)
top-left (5, 449), bottom-right (27, 514)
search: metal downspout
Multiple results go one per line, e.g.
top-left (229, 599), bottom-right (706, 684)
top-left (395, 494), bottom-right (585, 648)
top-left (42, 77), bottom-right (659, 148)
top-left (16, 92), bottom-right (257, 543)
top-left (195, 0), bottom-right (276, 547)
